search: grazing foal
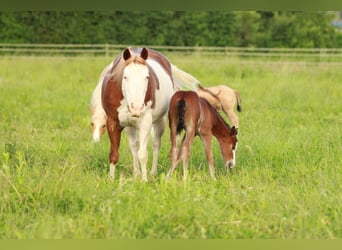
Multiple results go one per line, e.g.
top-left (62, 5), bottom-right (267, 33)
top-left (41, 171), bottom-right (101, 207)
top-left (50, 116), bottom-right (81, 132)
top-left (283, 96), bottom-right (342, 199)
top-left (89, 62), bottom-right (113, 142)
top-left (197, 84), bottom-right (242, 128)
top-left (167, 91), bottom-right (238, 180)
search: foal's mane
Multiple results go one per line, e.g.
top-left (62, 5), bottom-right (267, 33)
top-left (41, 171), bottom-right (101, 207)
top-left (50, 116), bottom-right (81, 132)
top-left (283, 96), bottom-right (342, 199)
top-left (202, 97), bottom-right (232, 131)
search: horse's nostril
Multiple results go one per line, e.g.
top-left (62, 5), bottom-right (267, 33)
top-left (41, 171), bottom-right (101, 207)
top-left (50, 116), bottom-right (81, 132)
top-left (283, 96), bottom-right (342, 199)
top-left (227, 161), bottom-right (234, 169)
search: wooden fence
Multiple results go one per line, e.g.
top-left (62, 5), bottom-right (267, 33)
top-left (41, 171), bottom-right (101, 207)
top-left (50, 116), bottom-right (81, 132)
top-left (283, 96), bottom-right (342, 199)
top-left (1, 44), bottom-right (342, 61)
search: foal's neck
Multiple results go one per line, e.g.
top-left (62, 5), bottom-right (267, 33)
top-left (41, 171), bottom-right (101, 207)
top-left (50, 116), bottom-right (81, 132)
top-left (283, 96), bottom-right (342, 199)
top-left (212, 111), bottom-right (231, 140)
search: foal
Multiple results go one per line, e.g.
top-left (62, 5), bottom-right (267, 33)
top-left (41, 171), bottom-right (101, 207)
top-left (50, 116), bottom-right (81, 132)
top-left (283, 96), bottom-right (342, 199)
top-left (89, 62), bottom-right (112, 142)
top-left (167, 91), bottom-right (238, 180)
top-left (197, 84), bottom-right (242, 128)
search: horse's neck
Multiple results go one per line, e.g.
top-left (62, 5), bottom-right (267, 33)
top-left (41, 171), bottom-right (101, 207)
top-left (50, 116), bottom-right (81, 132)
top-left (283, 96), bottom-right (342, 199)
top-left (211, 111), bottom-right (231, 141)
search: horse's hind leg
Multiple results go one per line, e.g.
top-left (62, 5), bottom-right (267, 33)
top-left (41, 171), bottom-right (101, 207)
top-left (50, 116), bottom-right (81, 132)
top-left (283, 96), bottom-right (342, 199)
top-left (151, 116), bottom-right (166, 176)
top-left (221, 94), bottom-right (240, 128)
top-left (223, 105), bottom-right (239, 128)
top-left (166, 124), bottom-right (181, 179)
top-left (180, 129), bottom-right (196, 180)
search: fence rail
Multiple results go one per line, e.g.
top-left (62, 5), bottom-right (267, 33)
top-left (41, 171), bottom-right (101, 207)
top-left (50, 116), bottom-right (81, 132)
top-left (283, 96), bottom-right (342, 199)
top-left (1, 44), bottom-right (342, 61)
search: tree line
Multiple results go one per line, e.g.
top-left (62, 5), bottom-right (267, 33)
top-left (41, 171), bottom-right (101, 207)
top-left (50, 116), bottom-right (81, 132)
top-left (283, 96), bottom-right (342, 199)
top-left (1, 11), bottom-right (341, 48)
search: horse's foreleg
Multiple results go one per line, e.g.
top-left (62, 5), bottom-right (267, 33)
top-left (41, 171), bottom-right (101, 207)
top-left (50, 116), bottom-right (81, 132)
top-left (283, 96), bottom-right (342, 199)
top-left (201, 134), bottom-right (216, 180)
top-left (125, 127), bottom-right (140, 178)
top-left (151, 116), bottom-right (166, 176)
top-left (107, 117), bottom-right (123, 182)
top-left (138, 114), bottom-right (153, 182)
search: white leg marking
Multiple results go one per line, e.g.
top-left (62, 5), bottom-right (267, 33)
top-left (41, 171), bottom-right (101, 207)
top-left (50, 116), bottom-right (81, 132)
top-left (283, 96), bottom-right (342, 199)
top-left (109, 163), bottom-right (116, 182)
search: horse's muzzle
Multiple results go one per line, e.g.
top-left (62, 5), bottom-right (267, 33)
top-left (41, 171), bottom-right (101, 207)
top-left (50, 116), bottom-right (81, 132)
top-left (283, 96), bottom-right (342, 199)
top-left (226, 160), bottom-right (236, 169)
top-left (129, 103), bottom-right (145, 117)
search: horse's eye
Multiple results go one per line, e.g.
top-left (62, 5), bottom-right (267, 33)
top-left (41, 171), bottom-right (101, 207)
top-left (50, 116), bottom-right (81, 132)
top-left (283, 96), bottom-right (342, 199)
top-left (123, 76), bottom-right (127, 80)
top-left (91, 122), bottom-right (94, 127)
top-left (102, 125), bottom-right (106, 129)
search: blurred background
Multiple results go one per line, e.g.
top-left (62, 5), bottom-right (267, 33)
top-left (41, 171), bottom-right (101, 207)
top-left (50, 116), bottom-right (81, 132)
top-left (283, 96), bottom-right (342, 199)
top-left (1, 11), bottom-right (342, 47)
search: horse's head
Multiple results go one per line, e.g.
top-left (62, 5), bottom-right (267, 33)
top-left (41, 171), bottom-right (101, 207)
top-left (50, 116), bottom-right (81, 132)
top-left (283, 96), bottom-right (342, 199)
top-left (220, 126), bottom-right (238, 169)
top-left (122, 48), bottom-right (151, 117)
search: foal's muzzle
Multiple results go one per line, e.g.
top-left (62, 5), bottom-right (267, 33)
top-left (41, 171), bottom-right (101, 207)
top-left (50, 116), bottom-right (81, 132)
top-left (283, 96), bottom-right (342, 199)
top-left (226, 160), bottom-right (236, 169)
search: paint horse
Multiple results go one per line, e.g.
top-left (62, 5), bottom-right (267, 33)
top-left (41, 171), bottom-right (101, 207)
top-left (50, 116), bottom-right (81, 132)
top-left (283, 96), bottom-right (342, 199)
top-left (90, 60), bottom-right (199, 143)
top-left (102, 48), bottom-right (175, 181)
top-left (167, 90), bottom-right (238, 180)
top-left (197, 84), bottom-right (242, 128)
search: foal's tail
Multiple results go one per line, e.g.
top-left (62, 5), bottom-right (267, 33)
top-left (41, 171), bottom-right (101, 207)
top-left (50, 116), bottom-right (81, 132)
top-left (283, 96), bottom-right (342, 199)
top-left (171, 64), bottom-right (200, 91)
top-left (176, 99), bottom-right (186, 135)
top-left (235, 90), bottom-right (242, 112)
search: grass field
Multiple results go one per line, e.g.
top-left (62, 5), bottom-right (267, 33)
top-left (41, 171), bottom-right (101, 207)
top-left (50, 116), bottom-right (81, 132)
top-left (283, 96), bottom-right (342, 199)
top-left (0, 54), bottom-right (341, 239)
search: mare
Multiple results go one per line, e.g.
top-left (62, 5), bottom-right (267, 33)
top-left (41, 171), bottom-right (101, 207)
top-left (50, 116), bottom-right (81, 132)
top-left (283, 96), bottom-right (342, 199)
top-left (90, 59), bottom-right (199, 143)
top-left (167, 90), bottom-right (238, 180)
top-left (197, 84), bottom-right (242, 128)
top-left (101, 47), bottom-right (175, 181)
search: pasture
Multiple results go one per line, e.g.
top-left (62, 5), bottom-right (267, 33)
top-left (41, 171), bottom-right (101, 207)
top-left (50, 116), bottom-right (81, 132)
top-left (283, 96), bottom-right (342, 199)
top-left (0, 53), bottom-right (341, 239)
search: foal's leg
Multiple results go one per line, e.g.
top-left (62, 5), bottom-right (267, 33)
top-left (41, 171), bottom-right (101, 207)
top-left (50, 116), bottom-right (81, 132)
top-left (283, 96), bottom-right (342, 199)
top-left (200, 133), bottom-right (216, 179)
top-left (222, 100), bottom-right (239, 128)
top-left (107, 117), bottom-right (123, 181)
top-left (138, 113), bottom-right (153, 182)
top-left (151, 116), bottom-right (166, 176)
top-left (180, 129), bottom-right (196, 180)
top-left (166, 122), bottom-right (180, 179)
top-left (125, 127), bottom-right (140, 178)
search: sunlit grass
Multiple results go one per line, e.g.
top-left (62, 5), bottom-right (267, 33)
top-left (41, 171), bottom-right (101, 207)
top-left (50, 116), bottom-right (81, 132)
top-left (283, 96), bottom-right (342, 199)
top-left (0, 55), bottom-right (341, 239)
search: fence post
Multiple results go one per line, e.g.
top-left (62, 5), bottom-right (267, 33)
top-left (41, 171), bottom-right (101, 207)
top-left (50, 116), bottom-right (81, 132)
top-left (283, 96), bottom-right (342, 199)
top-left (105, 44), bottom-right (109, 57)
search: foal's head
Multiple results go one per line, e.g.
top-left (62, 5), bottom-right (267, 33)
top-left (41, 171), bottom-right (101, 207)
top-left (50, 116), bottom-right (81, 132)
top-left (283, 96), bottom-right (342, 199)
top-left (220, 126), bottom-right (238, 169)
top-left (90, 108), bottom-right (107, 142)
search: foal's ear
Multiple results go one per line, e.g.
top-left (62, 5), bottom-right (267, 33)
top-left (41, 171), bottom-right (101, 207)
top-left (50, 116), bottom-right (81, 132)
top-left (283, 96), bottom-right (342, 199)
top-left (140, 48), bottom-right (148, 60)
top-left (123, 48), bottom-right (132, 61)
top-left (231, 126), bottom-right (238, 136)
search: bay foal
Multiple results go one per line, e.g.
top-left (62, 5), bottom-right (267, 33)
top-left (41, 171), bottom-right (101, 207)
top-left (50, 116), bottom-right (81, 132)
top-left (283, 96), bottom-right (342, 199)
top-left (167, 91), bottom-right (238, 180)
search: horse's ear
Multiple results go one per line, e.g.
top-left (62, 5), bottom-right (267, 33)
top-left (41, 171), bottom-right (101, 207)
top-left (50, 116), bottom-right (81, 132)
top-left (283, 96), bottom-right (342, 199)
top-left (140, 48), bottom-right (148, 60)
top-left (123, 48), bottom-right (131, 61)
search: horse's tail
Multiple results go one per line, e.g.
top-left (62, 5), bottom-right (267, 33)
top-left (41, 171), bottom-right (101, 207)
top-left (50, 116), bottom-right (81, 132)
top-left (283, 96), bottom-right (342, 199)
top-left (171, 64), bottom-right (200, 91)
top-left (235, 90), bottom-right (242, 112)
top-left (176, 99), bottom-right (186, 135)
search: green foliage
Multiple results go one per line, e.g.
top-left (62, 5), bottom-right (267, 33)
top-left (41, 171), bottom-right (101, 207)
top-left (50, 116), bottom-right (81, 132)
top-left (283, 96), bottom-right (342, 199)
top-left (1, 11), bottom-right (342, 47)
top-left (0, 54), bottom-right (341, 238)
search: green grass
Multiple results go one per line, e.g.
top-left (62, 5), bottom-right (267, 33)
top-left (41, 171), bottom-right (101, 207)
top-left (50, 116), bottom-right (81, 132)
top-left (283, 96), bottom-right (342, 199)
top-left (0, 54), bottom-right (341, 239)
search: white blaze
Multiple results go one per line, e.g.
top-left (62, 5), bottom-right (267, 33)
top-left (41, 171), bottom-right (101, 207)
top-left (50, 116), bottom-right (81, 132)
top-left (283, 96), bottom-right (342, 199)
top-left (122, 63), bottom-right (149, 116)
